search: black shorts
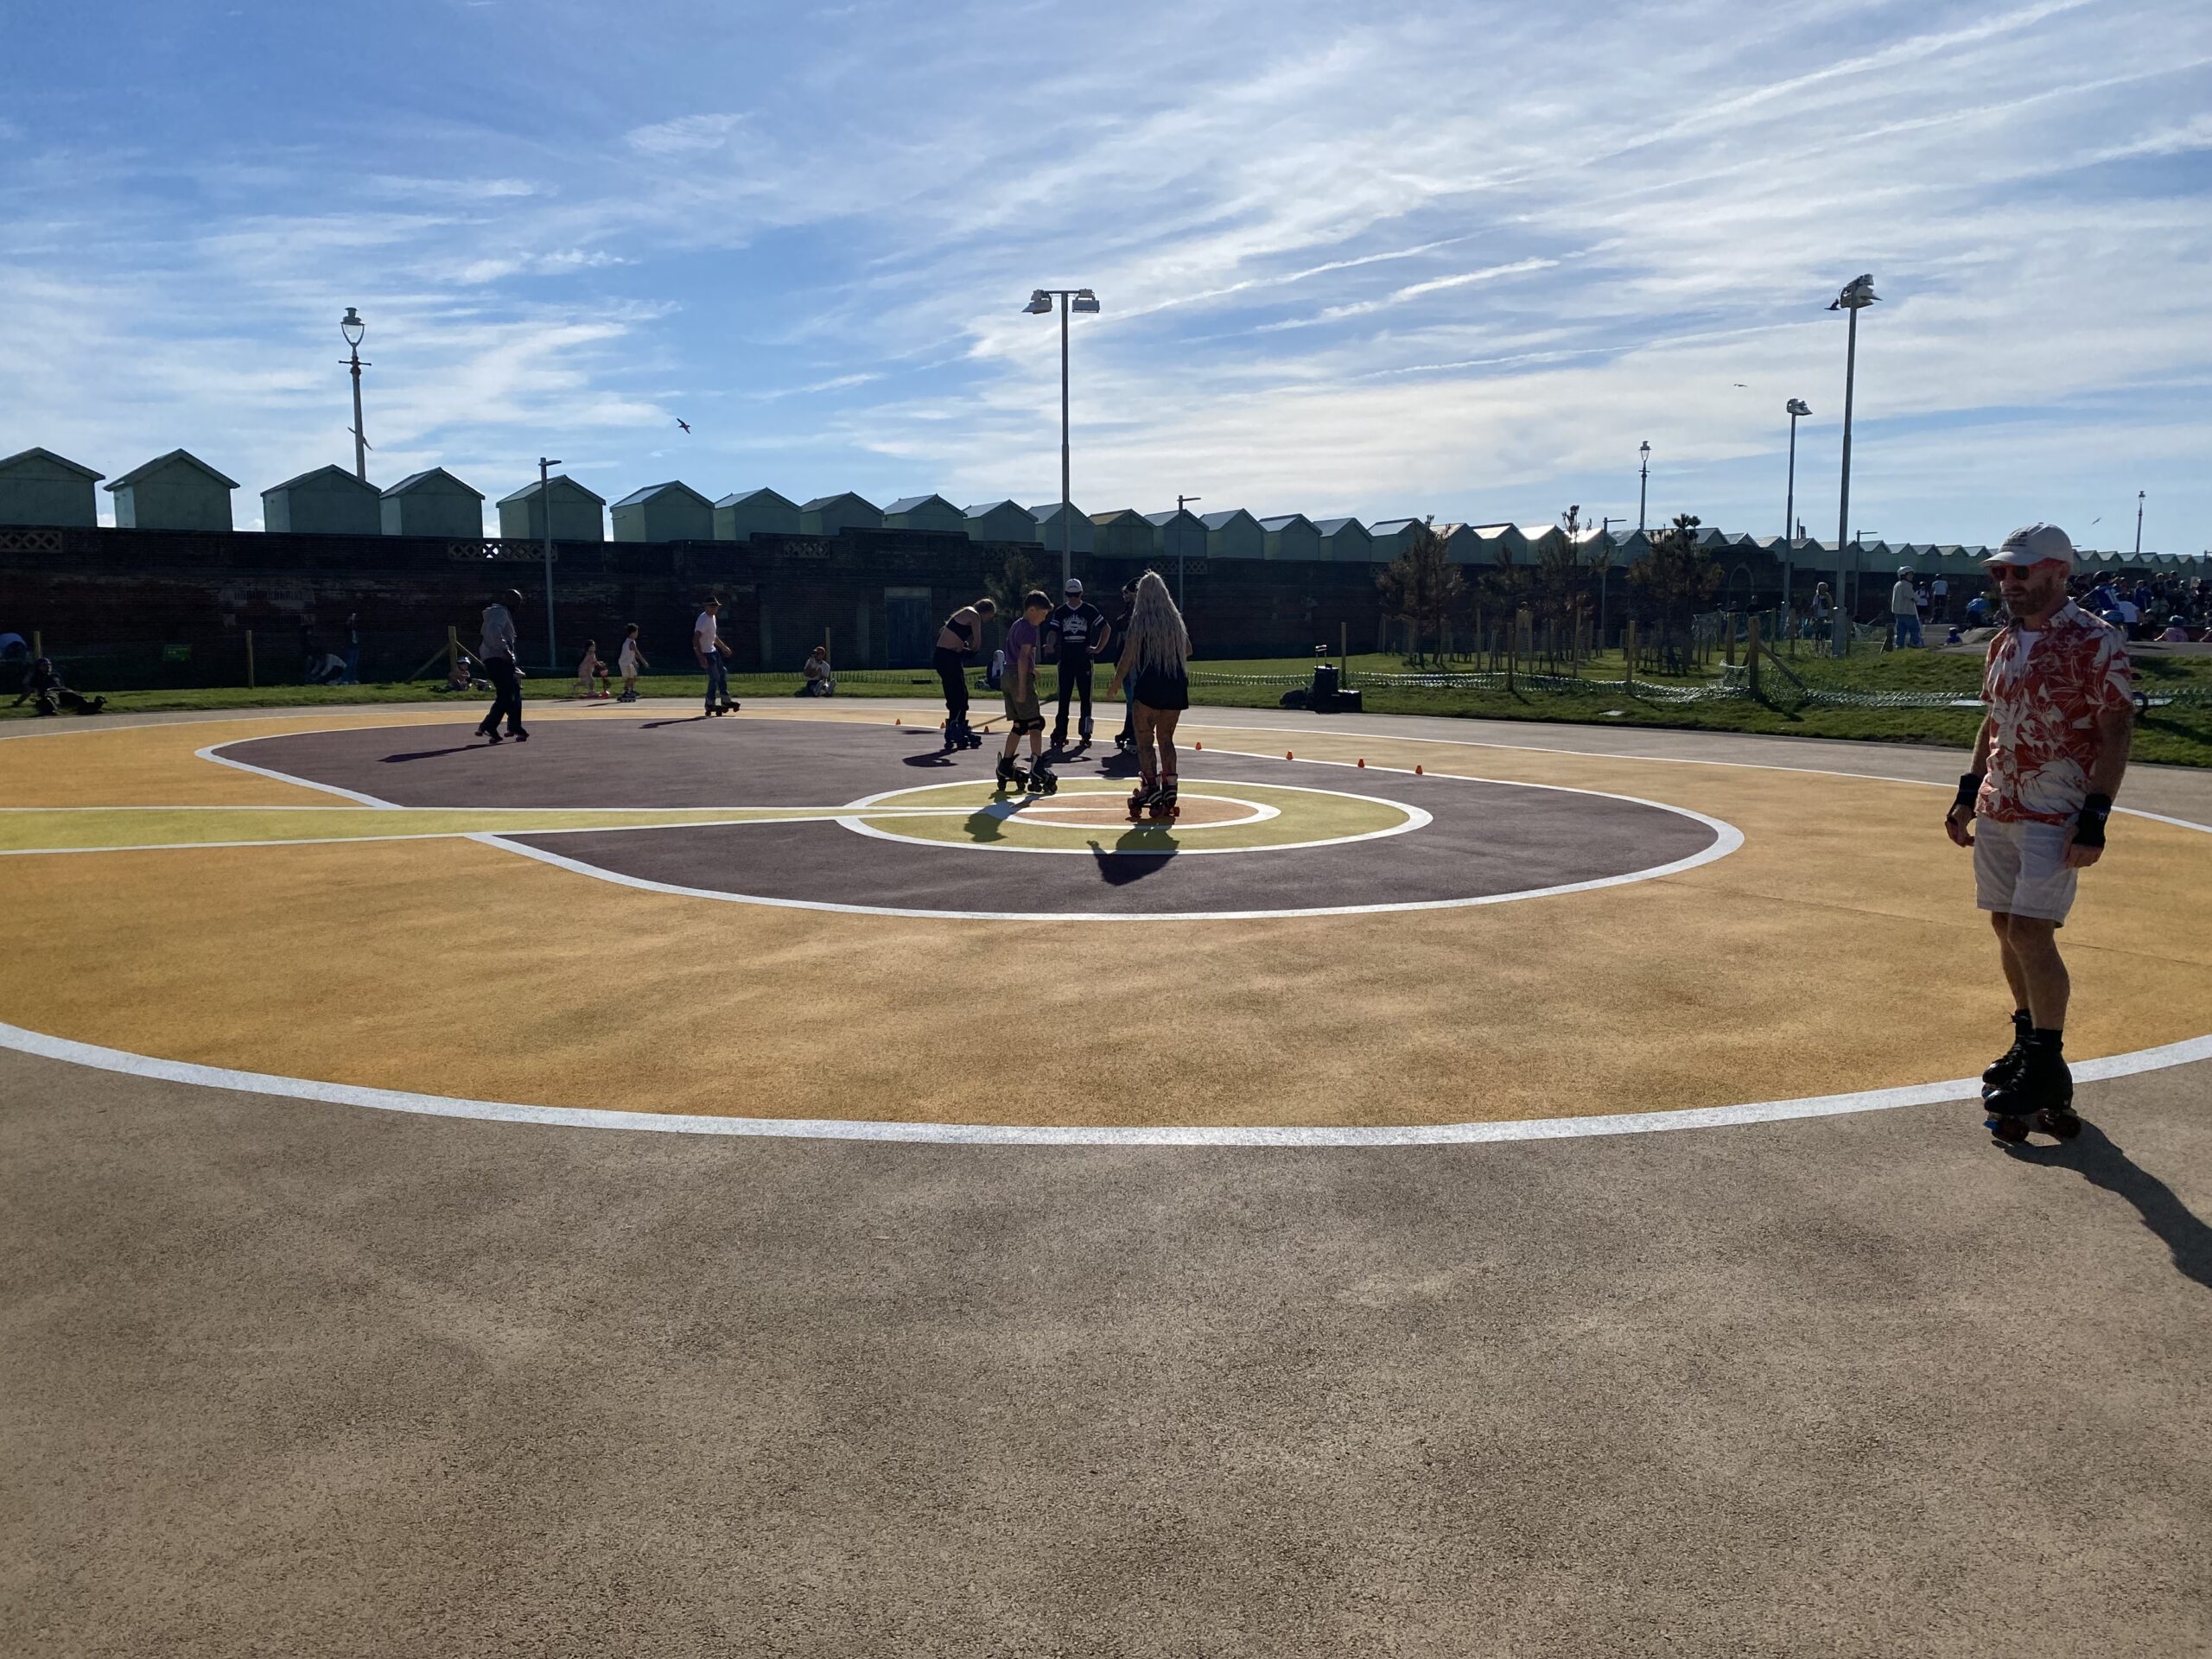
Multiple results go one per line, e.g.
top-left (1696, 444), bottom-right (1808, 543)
top-left (1133, 670), bottom-right (1190, 711)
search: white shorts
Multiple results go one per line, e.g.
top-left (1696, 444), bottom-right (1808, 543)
top-left (1974, 816), bottom-right (2078, 925)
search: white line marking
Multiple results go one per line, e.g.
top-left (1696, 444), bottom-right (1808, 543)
top-left (835, 781), bottom-right (1416, 857)
top-left (197, 740), bottom-right (400, 807)
top-left (1, 1018), bottom-right (2205, 1147)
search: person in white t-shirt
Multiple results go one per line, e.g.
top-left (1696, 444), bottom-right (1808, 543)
top-left (694, 597), bottom-right (736, 715)
top-left (617, 623), bottom-right (647, 702)
top-left (1889, 567), bottom-right (1923, 649)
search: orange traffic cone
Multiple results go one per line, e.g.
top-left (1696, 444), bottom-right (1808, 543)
top-left (1415, 764), bottom-right (1424, 775)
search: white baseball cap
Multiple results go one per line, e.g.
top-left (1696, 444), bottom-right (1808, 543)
top-left (1064, 577), bottom-right (1083, 594)
top-left (1985, 523), bottom-right (2075, 568)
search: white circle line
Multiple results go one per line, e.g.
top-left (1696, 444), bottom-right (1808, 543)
top-left (2, 1016), bottom-right (2206, 1147)
top-left (835, 779), bottom-right (1422, 857)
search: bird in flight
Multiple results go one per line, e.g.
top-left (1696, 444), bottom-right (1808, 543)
top-left (1732, 382), bottom-right (1747, 388)
top-left (676, 418), bottom-right (691, 434)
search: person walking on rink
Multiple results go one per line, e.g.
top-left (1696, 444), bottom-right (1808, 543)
top-left (1943, 524), bottom-right (2133, 1144)
top-left (617, 623), bottom-right (647, 701)
top-left (1047, 577), bottom-right (1111, 750)
top-left (695, 597), bottom-right (736, 715)
top-left (1107, 569), bottom-right (1192, 821)
top-left (475, 588), bottom-right (528, 744)
top-left (995, 590), bottom-right (1055, 794)
top-left (934, 596), bottom-right (995, 748)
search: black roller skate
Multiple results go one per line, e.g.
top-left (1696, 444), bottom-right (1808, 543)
top-left (957, 718), bottom-right (982, 749)
top-left (1077, 715), bottom-right (1094, 747)
top-left (1026, 761), bottom-right (1058, 795)
top-left (995, 754), bottom-right (1027, 792)
top-left (1984, 1033), bottom-right (2075, 1143)
top-left (1149, 775), bottom-right (1179, 822)
top-left (1127, 779), bottom-right (1157, 822)
top-left (1981, 1010), bottom-right (2032, 1100)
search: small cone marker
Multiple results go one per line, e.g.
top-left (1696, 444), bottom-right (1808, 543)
top-left (1195, 740), bottom-right (1203, 751)
top-left (1287, 751), bottom-right (1294, 760)
top-left (1357, 758), bottom-right (1365, 767)
top-left (1415, 764), bottom-right (1424, 775)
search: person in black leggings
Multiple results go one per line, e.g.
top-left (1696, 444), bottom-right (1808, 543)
top-left (933, 597), bottom-right (995, 747)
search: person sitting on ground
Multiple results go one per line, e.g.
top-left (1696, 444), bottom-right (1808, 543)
top-left (10, 657), bottom-right (106, 715)
top-left (799, 644), bottom-right (835, 696)
top-left (2159, 615), bottom-right (2192, 644)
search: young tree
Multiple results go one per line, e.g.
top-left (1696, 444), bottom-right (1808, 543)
top-left (1625, 512), bottom-right (1721, 638)
top-left (1376, 519), bottom-right (1465, 665)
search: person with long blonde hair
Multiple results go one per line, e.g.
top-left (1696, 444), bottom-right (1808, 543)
top-left (1106, 569), bottom-right (1192, 819)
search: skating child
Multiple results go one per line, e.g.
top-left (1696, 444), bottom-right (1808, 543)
top-left (574, 640), bottom-right (603, 697)
top-left (995, 591), bottom-right (1056, 794)
top-left (1107, 570), bottom-right (1192, 821)
top-left (618, 624), bottom-right (646, 701)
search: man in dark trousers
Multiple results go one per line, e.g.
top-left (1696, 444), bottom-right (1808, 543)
top-left (475, 588), bottom-right (529, 744)
top-left (1046, 577), bottom-right (1112, 749)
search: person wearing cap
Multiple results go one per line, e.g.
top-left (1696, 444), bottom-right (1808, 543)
top-left (1889, 566), bottom-right (1923, 649)
top-left (475, 588), bottom-right (529, 744)
top-left (1942, 523), bottom-right (2134, 1141)
top-left (1046, 576), bottom-right (1111, 750)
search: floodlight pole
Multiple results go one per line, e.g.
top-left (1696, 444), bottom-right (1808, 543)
top-left (1828, 274), bottom-right (1878, 655)
top-left (1784, 398), bottom-right (1809, 612)
top-left (539, 456), bottom-right (561, 671)
top-left (1637, 441), bottom-right (1650, 532)
top-left (1023, 286), bottom-right (1098, 589)
top-left (2134, 489), bottom-right (2145, 558)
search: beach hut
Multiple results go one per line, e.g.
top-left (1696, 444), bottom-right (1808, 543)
top-left (381, 468), bottom-right (486, 538)
top-left (964, 500), bottom-right (1041, 543)
top-left (1200, 509), bottom-right (1265, 561)
top-left (498, 475), bottom-right (606, 543)
top-left (611, 480), bottom-right (714, 543)
top-left (0, 447), bottom-right (103, 527)
top-left (1088, 509), bottom-right (1153, 561)
top-left (1031, 502), bottom-right (1094, 554)
top-left (799, 493), bottom-right (883, 536)
top-left (262, 465), bottom-right (381, 535)
top-left (882, 493), bottom-right (967, 534)
top-left (106, 449), bottom-right (238, 532)
top-left (1313, 517), bottom-right (1370, 563)
top-left (1142, 508), bottom-right (1206, 568)
top-left (1256, 513), bottom-right (1320, 562)
top-left (714, 488), bottom-right (802, 541)
top-left (1369, 517), bottom-right (1427, 562)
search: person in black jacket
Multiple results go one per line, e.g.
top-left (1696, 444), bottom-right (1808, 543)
top-left (1046, 577), bottom-right (1112, 749)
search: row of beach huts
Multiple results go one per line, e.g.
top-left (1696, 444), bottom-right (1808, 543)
top-left (1, 445), bottom-right (2201, 578)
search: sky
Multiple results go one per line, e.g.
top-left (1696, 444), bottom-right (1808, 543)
top-left (2, 0), bottom-right (2208, 550)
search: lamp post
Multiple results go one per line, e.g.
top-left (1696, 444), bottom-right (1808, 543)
top-left (1599, 516), bottom-right (1619, 646)
top-left (1176, 493), bottom-right (1200, 608)
top-left (1827, 272), bottom-right (1878, 654)
top-left (1783, 397), bottom-right (1810, 610)
top-left (1637, 440), bottom-right (1650, 532)
top-left (1023, 286), bottom-right (1100, 588)
top-left (2134, 489), bottom-right (2145, 559)
top-left (340, 307), bottom-right (369, 482)
top-left (538, 456), bottom-right (561, 671)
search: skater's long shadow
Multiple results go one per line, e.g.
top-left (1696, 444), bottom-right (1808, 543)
top-left (382, 744), bottom-right (491, 762)
top-left (640, 715), bottom-right (715, 729)
top-left (2006, 1121), bottom-right (2212, 1294)
top-left (902, 750), bottom-right (957, 768)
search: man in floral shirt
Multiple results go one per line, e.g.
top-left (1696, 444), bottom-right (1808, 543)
top-left (1942, 524), bottom-right (2134, 1141)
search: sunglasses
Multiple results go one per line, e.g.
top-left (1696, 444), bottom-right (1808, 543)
top-left (1991, 566), bottom-right (2040, 582)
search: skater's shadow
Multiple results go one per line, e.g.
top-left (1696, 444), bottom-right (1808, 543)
top-left (2006, 1121), bottom-right (2212, 1294)
top-left (902, 749), bottom-right (957, 768)
top-left (640, 715), bottom-right (715, 729)
top-left (1096, 750), bottom-right (1141, 778)
top-left (381, 744), bottom-right (491, 762)
top-left (961, 804), bottom-right (1011, 842)
top-left (1087, 831), bottom-right (1177, 885)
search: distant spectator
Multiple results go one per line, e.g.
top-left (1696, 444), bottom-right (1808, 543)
top-left (1890, 566), bottom-right (1923, 649)
top-left (10, 657), bottom-right (105, 716)
top-left (2160, 616), bottom-right (2191, 643)
top-left (343, 612), bottom-right (361, 685)
top-left (1966, 592), bottom-right (1993, 626)
top-left (799, 644), bottom-right (835, 696)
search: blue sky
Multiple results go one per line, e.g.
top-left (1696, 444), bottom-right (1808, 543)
top-left (3, 0), bottom-right (2209, 549)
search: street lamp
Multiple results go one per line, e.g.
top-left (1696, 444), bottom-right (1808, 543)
top-left (1176, 493), bottom-right (1200, 608)
top-left (538, 456), bottom-right (562, 671)
top-left (340, 307), bottom-right (370, 482)
top-left (1637, 440), bottom-right (1651, 532)
top-left (2134, 489), bottom-right (2145, 559)
top-left (1783, 397), bottom-right (1811, 610)
top-left (1023, 286), bottom-right (1100, 588)
top-left (1827, 272), bottom-right (1878, 654)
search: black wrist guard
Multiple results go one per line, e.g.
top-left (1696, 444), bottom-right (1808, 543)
top-left (1952, 772), bottom-right (1983, 813)
top-left (2074, 792), bottom-right (2113, 849)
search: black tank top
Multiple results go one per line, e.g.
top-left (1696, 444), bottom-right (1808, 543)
top-left (942, 613), bottom-right (976, 653)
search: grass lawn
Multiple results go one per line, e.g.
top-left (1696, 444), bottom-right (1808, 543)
top-left (10, 650), bottom-right (2209, 767)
